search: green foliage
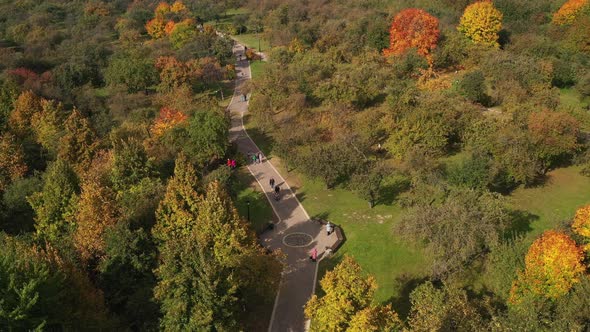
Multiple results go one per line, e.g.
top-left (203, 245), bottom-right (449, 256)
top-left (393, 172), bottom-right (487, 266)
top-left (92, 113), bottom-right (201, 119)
top-left (349, 163), bottom-right (388, 208)
top-left (397, 188), bottom-right (510, 276)
top-left (110, 138), bottom-right (156, 192)
top-left (1, 176), bottom-right (42, 234)
top-left (169, 20), bottom-right (197, 49)
top-left (28, 159), bottom-right (79, 242)
top-left (484, 235), bottom-right (528, 299)
top-left (181, 109), bottom-right (229, 168)
top-left (0, 79), bottom-right (19, 130)
top-left (456, 70), bottom-right (487, 104)
top-left (104, 51), bottom-right (158, 93)
top-left (299, 141), bottom-right (364, 189)
top-left (446, 153), bottom-right (493, 190)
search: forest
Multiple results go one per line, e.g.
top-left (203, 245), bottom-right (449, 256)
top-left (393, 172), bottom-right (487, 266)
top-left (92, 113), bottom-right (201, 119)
top-left (1, 0), bottom-right (590, 331)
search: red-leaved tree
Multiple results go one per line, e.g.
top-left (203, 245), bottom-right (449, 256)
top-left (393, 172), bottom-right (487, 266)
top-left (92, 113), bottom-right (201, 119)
top-left (383, 8), bottom-right (440, 64)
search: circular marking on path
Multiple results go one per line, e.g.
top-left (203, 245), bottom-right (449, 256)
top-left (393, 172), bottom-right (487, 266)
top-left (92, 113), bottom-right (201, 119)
top-left (283, 232), bottom-right (313, 247)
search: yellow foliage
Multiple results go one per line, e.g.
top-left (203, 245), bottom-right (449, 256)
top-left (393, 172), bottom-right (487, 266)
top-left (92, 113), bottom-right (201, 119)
top-left (509, 230), bottom-right (585, 304)
top-left (572, 204), bottom-right (590, 252)
top-left (458, 1), bottom-right (503, 48)
top-left (170, 1), bottom-right (187, 14)
top-left (553, 0), bottom-right (589, 25)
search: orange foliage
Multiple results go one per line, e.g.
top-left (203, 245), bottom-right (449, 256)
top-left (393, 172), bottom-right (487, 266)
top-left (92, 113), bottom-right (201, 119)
top-left (146, 18), bottom-right (166, 39)
top-left (553, 0), bottom-right (589, 25)
top-left (383, 8), bottom-right (440, 64)
top-left (0, 133), bottom-right (27, 191)
top-left (9, 90), bottom-right (42, 138)
top-left (509, 230), bottom-right (585, 303)
top-left (573, 205), bottom-right (590, 252)
top-left (165, 20), bottom-right (176, 35)
top-left (155, 56), bottom-right (207, 89)
top-left (155, 2), bottom-right (171, 18)
top-left (151, 107), bottom-right (188, 137)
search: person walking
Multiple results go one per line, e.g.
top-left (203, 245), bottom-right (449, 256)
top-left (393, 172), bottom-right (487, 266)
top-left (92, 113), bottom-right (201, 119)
top-left (310, 248), bottom-right (318, 262)
top-left (258, 152), bottom-right (263, 163)
top-left (230, 159), bottom-right (236, 169)
top-left (226, 159), bottom-right (231, 167)
top-left (326, 221), bottom-right (333, 236)
top-left (274, 185), bottom-right (280, 201)
top-left (269, 177), bottom-right (275, 189)
top-left (252, 153), bottom-right (257, 164)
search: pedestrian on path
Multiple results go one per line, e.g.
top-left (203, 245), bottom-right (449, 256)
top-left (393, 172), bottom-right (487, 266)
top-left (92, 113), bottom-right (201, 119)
top-left (274, 185), bottom-right (280, 201)
top-left (310, 248), bottom-right (318, 262)
top-left (258, 152), bottom-right (263, 163)
top-left (243, 93), bottom-right (247, 101)
top-left (230, 159), bottom-right (236, 169)
top-left (226, 159), bottom-right (231, 167)
top-left (252, 153), bottom-right (258, 164)
top-left (326, 221), bottom-right (333, 236)
top-left (269, 177), bottom-right (275, 189)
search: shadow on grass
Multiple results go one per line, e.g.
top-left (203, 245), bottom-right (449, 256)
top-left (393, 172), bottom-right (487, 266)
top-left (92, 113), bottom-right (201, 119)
top-left (378, 177), bottom-right (411, 206)
top-left (242, 114), bottom-right (275, 156)
top-left (504, 209), bottom-right (537, 239)
top-left (383, 274), bottom-right (429, 320)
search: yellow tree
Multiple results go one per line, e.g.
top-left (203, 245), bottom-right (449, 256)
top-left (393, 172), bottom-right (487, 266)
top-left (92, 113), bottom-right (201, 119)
top-left (348, 305), bottom-right (402, 332)
top-left (458, 1), bottom-right (503, 48)
top-left (572, 204), bottom-right (590, 252)
top-left (509, 230), bottom-right (585, 303)
top-left (31, 99), bottom-right (65, 158)
top-left (553, 0), bottom-right (589, 25)
top-left (305, 255), bottom-right (399, 332)
top-left (8, 90), bottom-right (41, 138)
top-left (58, 109), bottom-right (98, 173)
top-left (74, 152), bottom-right (120, 263)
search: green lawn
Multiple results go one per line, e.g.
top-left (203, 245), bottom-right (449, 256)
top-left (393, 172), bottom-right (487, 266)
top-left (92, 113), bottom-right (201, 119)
top-left (249, 61), bottom-right (268, 79)
top-left (508, 166), bottom-right (590, 240)
top-left (230, 167), bottom-right (275, 234)
top-left (233, 33), bottom-right (270, 53)
top-left (560, 87), bottom-right (589, 109)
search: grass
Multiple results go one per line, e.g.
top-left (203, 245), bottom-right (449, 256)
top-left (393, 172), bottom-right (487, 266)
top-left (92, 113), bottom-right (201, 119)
top-left (230, 167), bottom-right (276, 234)
top-left (249, 61), bottom-right (268, 79)
top-left (232, 33), bottom-right (270, 53)
top-left (560, 87), bottom-right (590, 109)
top-left (508, 166), bottom-right (590, 240)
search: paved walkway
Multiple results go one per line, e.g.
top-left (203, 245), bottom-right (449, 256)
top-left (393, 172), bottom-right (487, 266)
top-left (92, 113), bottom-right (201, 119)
top-left (227, 44), bottom-right (338, 331)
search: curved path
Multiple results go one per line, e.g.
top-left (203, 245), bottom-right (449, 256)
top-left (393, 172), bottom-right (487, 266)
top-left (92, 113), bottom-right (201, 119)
top-left (228, 43), bottom-right (337, 331)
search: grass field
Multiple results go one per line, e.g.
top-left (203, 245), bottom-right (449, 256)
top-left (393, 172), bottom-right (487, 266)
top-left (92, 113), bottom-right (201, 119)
top-left (560, 87), bottom-right (590, 109)
top-left (232, 33), bottom-right (270, 53)
top-left (249, 61), bottom-right (268, 79)
top-left (230, 167), bottom-right (275, 234)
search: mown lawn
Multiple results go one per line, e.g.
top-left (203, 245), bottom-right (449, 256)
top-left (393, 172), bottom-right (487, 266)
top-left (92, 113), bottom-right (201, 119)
top-left (230, 167), bottom-right (275, 234)
top-left (249, 60), bottom-right (268, 79)
top-left (232, 33), bottom-right (270, 53)
top-left (560, 87), bottom-right (589, 109)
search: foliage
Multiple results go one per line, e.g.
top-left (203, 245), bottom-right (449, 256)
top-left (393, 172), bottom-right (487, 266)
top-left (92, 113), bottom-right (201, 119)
top-left (105, 51), bottom-right (158, 93)
top-left (8, 90), bottom-right (42, 139)
top-left (180, 109), bottom-right (229, 167)
top-left (150, 107), bottom-right (188, 138)
top-left (169, 19), bottom-right (197, 49)
top-left (349, 163), bottom-right (388, 208)
top-left (0, 133), bottom-right (28, 192)
top-left (458, 1), bottom-right (503, 48)
top-left (28, 159), bottom-right (79, 242)
top-left (397, 188), bottom-right (510, 277)
top-left (572, 204), bottom-right (590, 251)
top-left (305, 255), bottom-right (399, 332)
top-left (456, 70), bottom-right (487, 104)
top-left (383, 8), bottom-right (440, 64)
top-left (1, 176), bottom-right (42, 234)
top-left (57, 109), bottom-right (99, 172)
top-left (552, 0), bottom-right (589, 25)
top-left (146, 18), bottom-right (166, 39)
top-left (509, 230), bottom-right (585, 303)
top-left (30, 99), bottom-right (66, 159)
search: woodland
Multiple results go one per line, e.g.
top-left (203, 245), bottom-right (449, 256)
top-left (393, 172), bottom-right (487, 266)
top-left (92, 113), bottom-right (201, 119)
top-left (0, 0), bottom-right (590, 331)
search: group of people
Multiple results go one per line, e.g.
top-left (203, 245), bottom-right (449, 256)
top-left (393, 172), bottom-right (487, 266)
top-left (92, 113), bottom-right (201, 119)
top-left (269, 177), bottom-right (281, 201)
top-left (248, 151), bottom-right (263, 164)
top-left (226, 159), bottom-right (237, 169)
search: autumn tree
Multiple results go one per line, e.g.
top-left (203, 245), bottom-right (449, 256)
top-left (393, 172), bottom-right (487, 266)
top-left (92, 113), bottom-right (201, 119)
top-left (169, 19), bottom-right (197, 49)
top-left (0, 234), bottom-right (111, 330)
top-left (552, 0), bottom-right (589, 25)
top-left (8, 90), bottom-right (41, 139)
top-left (458, 1), bottom-right (503, 48)
top-left (572, 205), bottom-right (590, 252)
top-left (58, 109), bottom-right (99, 172)
top-left (146, 17), bottom-right (167, 39)
top-left (0, 78), bottom-right (19, 129)
top-left (509, 230), bottom-right (585, 303)
top-left (527, 110), bottom-right (579, 173)
top-left (383, 8), bottom-right (440, 64)
top-left (74, 153), bottom-right (121, 263)
top-left (150, 107), bottom-right (188, 138)
top-left (305, 255), bottom-right (400, 332)
top-left (28, 159), bottom-right (79, 242)
top-left (30, 99), bottom-right (66, 158)
top-left (0, 133), bottom-right (27, 192)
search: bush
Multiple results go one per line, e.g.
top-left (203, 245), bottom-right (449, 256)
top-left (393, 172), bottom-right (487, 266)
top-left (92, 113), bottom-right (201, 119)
top-left (455, 70), bottom-right (488, 104)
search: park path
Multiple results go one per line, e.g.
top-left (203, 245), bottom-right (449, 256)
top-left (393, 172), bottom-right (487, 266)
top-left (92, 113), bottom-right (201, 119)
top-left (227, 43), bottom-right (337, 331)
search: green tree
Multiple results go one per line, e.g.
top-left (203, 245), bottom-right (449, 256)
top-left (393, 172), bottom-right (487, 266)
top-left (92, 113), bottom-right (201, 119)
top-left (110, 138), bottom-right (156, 192)
top-left (30, 99), bottom-right (66, 159)
top-left (104, 51), bottom-right (158, 93)
top-left (0, 133), bottom-right (28, 192)
top-left (349, 163), bottom-right (388, 208)
top-left (0, 78), bottom-right (19, 130)
top-left (1, 176), bottom-right (42, 234)
top-left (456, 70), bottom-right (487, 104)
top-left (28, 159), bottom-right (79, 242)
top-left (180, 110), bottom-right (229, 168)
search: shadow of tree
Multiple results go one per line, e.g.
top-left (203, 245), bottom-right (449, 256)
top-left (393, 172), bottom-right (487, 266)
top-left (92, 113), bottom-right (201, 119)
top-left (504, 210), bottom-right (538, 239)
top-left (382, 273), bottom-right (429, 320)
top-left (377, 177), bottom-right (411, 206)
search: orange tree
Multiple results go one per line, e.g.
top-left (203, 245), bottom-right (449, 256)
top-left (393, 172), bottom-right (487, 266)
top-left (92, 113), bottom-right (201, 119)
top-left (572, 205), bottom-right (590, 252)
top-left (509, 230), bottom-right (585, 303)
top-left (458, 1), bottom-right (503, 48)
top-left (383, 8), bottom-right (439, 64)
top-left (553, 0), bottom-right (589, 25)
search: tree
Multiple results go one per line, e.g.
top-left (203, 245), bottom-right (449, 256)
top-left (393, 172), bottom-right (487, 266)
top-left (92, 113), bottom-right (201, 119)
top-left (28, 159), bottom-right (79, 242)
top-left (383, 8), bottom-right (440, 64)
top-left (0, 78), bottom-right (19, 130)
top-left (74, 158), bottom-right (121, 263)
top-left (0, 133), bottom-right (27, 192)
top-left (572, 205), bottom-right (590, 252)
top-left (104, 52), bottom-right (159, 93)
top-left (169, 19), bottom-right (197, 49)
top-left (527, 110), bottom-right (579, 173)
top-left (349, 163), bottom-right (387, 208)
top-left (456, 70), bottom-right (487, 104)
top-left (0, 234), bottom-right (111, 330)
top-left (8, 90), bottom-right (41, 139)
top-left (57, 109), bottom-right (99, 172)
top-left (509, 230), bottom-right (585, 303)
top-left (146, 18), bottom-right (166, 39)
top-left (151, 107), bottom-right (188, 138)
top-left (110, 138), bottom-right (156, 192)
top-left (1, 176), bottom-right (42, 234)
top-left (408, 281), bottom-right (484, 331)
top-left (30, 99), bottom-right (66, 158)
top-left (305, 255), bottom-right (399, 332)
top-left (181, 110), bottom-right (229, 168)
top-left (458, 1), bottom-right (503, 48)
top-left (552, 0), bottom-right (589, 25)
top-left (397, 188), bottom-right (509, 276)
